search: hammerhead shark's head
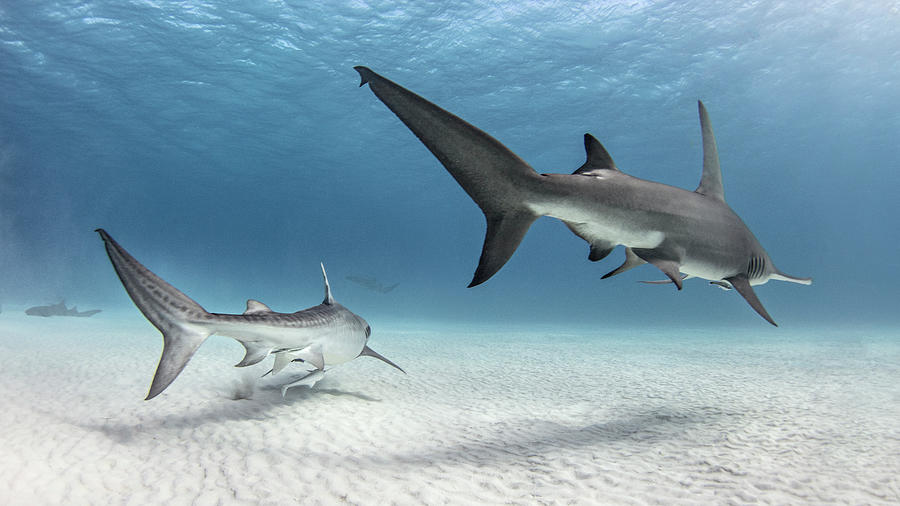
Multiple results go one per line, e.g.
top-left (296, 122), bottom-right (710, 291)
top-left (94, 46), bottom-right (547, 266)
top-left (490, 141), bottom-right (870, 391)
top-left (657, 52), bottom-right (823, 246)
top-left (354, 66), bottom-right (811, 325)
top-left (96, 229), bottom-right (404, 400)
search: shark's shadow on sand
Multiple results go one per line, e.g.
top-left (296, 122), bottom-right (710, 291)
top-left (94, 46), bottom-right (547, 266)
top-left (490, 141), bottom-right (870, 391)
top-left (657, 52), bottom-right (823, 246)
top-left (74, 394), bottom-right (726, 466)
top-left (71, 381), bottom-right (381, 444)
top-left (366, 406), bottom-right (729, 468)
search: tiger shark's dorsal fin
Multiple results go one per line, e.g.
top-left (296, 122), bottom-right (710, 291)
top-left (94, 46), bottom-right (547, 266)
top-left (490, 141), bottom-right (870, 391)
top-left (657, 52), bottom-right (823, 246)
top-left (321, 262), bottom-right (334, 305)
top-left (573, 134), bottom-right (619, 175)
top-left (244, 299), bottom-right (273, 315)
top-left (695, 101), bottom-right (726, 202)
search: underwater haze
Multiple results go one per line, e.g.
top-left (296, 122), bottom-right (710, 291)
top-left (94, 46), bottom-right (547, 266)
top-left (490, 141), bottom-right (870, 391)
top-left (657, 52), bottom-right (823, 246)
top-left (2, 0), bottom-right (898, 328)
top-left (1, 1), bottom-right (900, 504)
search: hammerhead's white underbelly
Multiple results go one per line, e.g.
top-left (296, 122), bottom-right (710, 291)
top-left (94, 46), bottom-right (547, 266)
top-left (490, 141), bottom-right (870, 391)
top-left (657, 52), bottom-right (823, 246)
top-left (528, 201), bottom-right (666, 249)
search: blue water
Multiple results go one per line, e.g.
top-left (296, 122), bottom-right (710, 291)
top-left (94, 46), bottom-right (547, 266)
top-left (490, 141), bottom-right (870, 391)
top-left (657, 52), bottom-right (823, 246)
top-left (1, 0), bottom-right (898, 329)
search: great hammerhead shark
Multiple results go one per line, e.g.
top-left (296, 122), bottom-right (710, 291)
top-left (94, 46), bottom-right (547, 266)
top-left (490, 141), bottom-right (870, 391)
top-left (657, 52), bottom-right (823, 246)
top-left (354, 66), bottom-right (811, 325)
top-left (96, 229), bottom-right (403, 399)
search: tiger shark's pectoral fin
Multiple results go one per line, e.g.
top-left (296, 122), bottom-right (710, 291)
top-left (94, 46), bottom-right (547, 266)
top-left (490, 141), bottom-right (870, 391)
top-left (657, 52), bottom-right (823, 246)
top-left (271, 351), bottom-right (293, 375)
top-left (291, 344), bottom-right (325, 370)
top-left (601, 247), bottom-right (646, 279)
top-left (726, 275), bottom-right (777, 326)
top-left (359, 345), bottom-right (406, 374)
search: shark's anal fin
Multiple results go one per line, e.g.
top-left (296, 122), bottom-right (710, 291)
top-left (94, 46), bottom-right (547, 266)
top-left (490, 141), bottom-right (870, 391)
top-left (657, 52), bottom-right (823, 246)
top-left (588, 243), bottom-right (614, 262)
top-left (632, 248), bottom-right (684, 290)
top-left (359, 345), bottom-right (406, 373)
top-left (562, 222), bottom-right (614, 262)
top-left (726, 275), bottom-right (777, 326)
top-left (601, 247), bottom-right (646, 279)
top-left (236, 342), bottom-right (270, 367)
top-left (470, 212), bottom-right (538, 287)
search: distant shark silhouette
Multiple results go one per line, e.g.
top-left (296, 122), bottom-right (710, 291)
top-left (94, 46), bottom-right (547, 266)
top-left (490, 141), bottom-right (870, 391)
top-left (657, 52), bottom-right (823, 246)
top-left (355, 66), bottom-right (811, 325)
top-left (25, 300), bottom-right (101, 318)
top-left (96, 229), bottom-right (404, 400)
top-left (345, 275), bottom-right (399, 294)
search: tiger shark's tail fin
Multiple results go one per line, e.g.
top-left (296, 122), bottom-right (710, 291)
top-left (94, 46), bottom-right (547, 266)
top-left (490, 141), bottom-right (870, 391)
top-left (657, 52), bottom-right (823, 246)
top-left (355, 66), bottom-right (541, 286)
top-left (96, 229), bottom-right (212, 400)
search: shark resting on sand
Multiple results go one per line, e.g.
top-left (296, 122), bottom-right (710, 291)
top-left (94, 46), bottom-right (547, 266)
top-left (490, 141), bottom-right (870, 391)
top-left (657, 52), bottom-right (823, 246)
top-left (96, 229), bottom-right (404, 400)
top-left (355, 66), bottom-right (811, 325)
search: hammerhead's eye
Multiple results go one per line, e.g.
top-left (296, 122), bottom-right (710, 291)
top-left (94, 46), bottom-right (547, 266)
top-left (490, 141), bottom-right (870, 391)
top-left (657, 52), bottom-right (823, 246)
top-left (365, 325), bottom-right (371, 338)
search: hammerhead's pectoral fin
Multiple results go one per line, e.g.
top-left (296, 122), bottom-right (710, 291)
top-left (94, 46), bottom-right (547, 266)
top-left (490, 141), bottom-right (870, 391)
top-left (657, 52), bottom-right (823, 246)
top-left (726, 275), bottom-right (777, 326)
top-left (601, 248), bottom-right (646, 279)
top-left (632, 248), bottom-right (684, 290)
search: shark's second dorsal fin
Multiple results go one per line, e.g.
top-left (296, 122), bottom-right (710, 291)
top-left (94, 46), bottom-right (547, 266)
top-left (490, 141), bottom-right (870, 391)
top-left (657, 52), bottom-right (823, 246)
top-left (573, 134), bottom-right (619, 175)
top-left (321, 263), bottom-right (334, 305)
top-left (244, 299), bottom-right (273, 315)
top-left (695, 101), bottom-right (725, 202)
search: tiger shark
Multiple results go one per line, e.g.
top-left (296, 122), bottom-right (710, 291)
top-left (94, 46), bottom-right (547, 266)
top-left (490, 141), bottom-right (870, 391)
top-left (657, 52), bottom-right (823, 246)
top-left (354, 66), bottom-right (811, 325)
top-left (96, 229), bottom-right (404, 400)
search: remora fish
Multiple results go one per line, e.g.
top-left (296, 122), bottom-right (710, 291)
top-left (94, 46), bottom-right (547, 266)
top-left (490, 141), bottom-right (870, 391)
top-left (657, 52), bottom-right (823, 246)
top-left (96, 229), bottom-right (404, 399)
top-left (354, 66), bottom-right (811, 325)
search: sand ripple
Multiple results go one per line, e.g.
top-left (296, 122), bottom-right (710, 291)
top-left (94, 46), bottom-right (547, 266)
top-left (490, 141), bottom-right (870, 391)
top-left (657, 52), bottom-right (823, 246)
top-left (1, 314), bottom-right (898, 504)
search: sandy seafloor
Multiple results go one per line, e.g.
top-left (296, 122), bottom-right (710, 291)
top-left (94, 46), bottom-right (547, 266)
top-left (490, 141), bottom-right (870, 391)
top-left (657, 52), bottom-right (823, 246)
top-left (0, 308), bottom-right (898, 505)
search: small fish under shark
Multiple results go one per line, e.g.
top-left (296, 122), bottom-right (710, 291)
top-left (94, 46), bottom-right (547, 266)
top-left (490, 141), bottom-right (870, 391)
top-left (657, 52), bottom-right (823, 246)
top-left (355, 66), bottom-right (811, 325)
top-left (96, 229), bottom-right (404, 400)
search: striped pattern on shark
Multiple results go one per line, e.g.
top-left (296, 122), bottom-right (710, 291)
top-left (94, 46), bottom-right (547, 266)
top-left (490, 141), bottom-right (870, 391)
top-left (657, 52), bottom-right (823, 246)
top-left (96, 229), bottom-right (403, 400)
top-left (354, 66), bottom-right (811, 325)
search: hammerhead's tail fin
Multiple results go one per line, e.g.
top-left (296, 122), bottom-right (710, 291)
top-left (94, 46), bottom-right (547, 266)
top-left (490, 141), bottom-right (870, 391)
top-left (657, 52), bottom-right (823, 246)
top-left (96, 229), bottom-right (213, 400)
top-left (355, 66), bottom-right (541, 286)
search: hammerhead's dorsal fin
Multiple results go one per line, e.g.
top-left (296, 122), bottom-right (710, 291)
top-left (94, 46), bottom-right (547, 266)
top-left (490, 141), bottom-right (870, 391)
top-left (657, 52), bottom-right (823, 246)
top-left (573, 134), bottom-right (620, 175)
top-left (321, 262), bottom-right (334, 305)
top-left (695, 101), bottom-right (725, 202)
top-left (244, 299), bottom-right (273, 315)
